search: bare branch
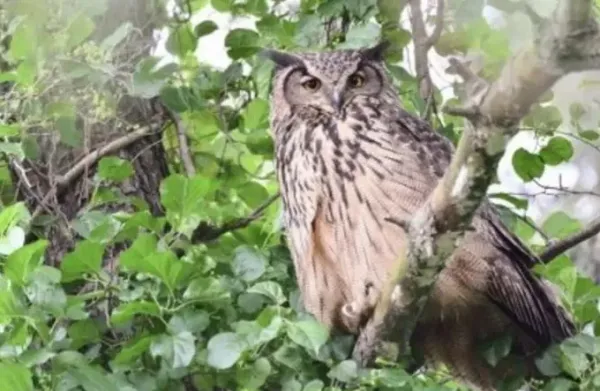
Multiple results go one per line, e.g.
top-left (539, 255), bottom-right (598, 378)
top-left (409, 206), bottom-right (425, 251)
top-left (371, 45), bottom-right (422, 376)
top-left (539, 216), bottom-right (600, 263)
top-left (32, 124), bottom-right (159, 219)
top-left (353, 0), bottom-right (600, 367)
top-left (56, 125), bottom-right (156, 187)
top-left (409, 0), bottom-right (445, 120)
top-left (425, 0), bottom-right (445, 48)
top-left (192, 192), bottom-right (280, 243)
top-left (166, 108), bottom-right (196, 177)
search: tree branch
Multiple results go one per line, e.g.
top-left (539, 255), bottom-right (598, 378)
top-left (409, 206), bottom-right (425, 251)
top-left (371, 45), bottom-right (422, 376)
top-left (409, 0), bottom-right (445, 121)
top-left (192, 192), bottom-right (280, 243)
top-left (166, 108), bottom-right (196, 177)
top-left (32, 124), bottom-right (159, 219)
top-left (539, 216), bottom-right (600, 263)
top-left (353, 0), bottom-right (600, 368)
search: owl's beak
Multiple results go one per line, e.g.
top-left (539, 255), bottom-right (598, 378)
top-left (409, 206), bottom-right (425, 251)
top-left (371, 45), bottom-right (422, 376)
top-left (330, 92), bottom-right (343, 113)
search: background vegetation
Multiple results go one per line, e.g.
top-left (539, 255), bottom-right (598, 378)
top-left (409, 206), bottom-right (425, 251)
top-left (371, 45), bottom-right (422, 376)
top-left (0, 0), bottom-right (600, 390)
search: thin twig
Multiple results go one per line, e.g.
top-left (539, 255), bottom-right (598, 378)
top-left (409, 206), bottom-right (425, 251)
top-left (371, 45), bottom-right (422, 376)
top-left (539, 216), bottom-right (600, 262)
top-left (192, 192), bottom-right (281, 242)
top-left (166, 108), bottom-right (196, 177)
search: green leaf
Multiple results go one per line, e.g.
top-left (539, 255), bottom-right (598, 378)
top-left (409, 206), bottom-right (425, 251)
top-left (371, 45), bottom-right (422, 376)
top-left (98, 156), bottom-right (134, 182)
top-left (286, 319), bottom-right (329, 355)
top-left (168, 309), bottom-right (210, 334)
top-left (56, 116), bottom-right (83, 147)
top-left (68, 364), bottom-right (120, 391)
top-left (542, 211), bottom-right (582, 240)
top-left (183, 277), bottom-right (230, 303)
top-left (247, 281), bottom-right (286, 305)
top-left (24, 266), bottom-right (66, 314)
top-left (65, 15), bottom-right (96, 49)
top-left (68, 319), bottom-right (101, 349)
top-left (9, 19), bottom-right (37, 61)
top-left (327, 360), bottom-right (358, 383)
top-left (233, 245), bottom-right (267, 282)
top-left (60, 241), bottom-right (105, 282)
top-left (480, 334), bottom-right (512, 367)
top-left (150, 331), bottom-right (196, 369)
top-left (543, 377), bottom-right (576, 391)
top-left (4, 239), bottom-right (48, 286)
top-left (225, 29), bottom-right (261, 59)
top-left (211, 0), bottom-right (233, 12)
top-left (207, 332), bottom-right (247, 369)
top-left (112, 334), bottom-right (154, 365)
top-left (110, 301), bottom-right (162, 326)
top-left (166, 24), bottom-right (198, 57)
top-left (337, 22), bottom-right (381, 49)
top-left (539, 137), bottom-right (574, 166)
top-left (243, 98), bottom-right (269, 130)
top-left (579, 130), bottom-right (600, 140)
top-left (72, 211), bottom-right (122, 244)
top-left (237, 182), bottom-right (270, 209)
top-left (303, 379), bottom-right (325, 391)
top-left (195, 20), bottom-right (218, 38)
top-left (100, 22), bottom-right (133, 51)
top-left (0, 124), bottom-right (21, 137)
top-left (236, 357), bottom-right (272, 390)
top-left (0, 362), bottom-right (33, 391)
top-left (535, 346), bottom-right (563, 377)
top-left (512, 148), bottom-right (544, 182)
top-left (119, 234), bottom-right (185, 290)
top-left (160, 174), bottom-right (216, 238)
top-left (0, 202), bottom-right (30, 235)
top-left (131, 58), bottom-right (178, 98)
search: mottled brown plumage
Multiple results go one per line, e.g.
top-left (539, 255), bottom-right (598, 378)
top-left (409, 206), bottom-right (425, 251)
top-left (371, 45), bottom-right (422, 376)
top-left (263, 43), bottom-right (575, 390)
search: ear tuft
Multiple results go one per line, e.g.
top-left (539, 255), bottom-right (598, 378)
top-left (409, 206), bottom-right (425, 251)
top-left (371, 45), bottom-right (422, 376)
top-left (360, 41), bottom-right (390, 62)
top-left (259, 49), bottom-right (303, 69)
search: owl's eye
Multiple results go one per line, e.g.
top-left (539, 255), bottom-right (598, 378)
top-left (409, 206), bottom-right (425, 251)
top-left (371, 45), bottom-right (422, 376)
top-left (302, 78), bottom-right (321, 91)
top-left (348, 73), bottom-right (365, 88)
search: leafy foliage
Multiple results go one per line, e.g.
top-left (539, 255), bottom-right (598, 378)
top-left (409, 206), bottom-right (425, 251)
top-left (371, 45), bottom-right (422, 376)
top-left (0, 0), bottom-right (596, 390)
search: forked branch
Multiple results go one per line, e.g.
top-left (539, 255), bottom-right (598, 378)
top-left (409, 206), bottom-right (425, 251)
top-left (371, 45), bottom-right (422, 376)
top-left (353, 0), bottom-right (600, 367)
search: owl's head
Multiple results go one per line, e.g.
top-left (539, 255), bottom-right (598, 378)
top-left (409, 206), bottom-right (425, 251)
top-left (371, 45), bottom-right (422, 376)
top-left (262, 42), bottom-right (392, 117)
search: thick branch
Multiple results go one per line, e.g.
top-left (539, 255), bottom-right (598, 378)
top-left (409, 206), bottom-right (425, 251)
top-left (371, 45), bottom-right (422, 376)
top-left (353, 0), bottom-right (600, 367)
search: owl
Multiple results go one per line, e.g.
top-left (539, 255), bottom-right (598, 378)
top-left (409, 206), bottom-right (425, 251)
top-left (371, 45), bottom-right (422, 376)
top-left (263, 42), bottom-right (575, 390)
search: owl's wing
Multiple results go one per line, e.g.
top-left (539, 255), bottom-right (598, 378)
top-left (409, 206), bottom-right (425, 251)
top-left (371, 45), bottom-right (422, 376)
top-left (479, 207), bottom-right (576, 344)
top-left (391, 112), bottom-right (575, 345)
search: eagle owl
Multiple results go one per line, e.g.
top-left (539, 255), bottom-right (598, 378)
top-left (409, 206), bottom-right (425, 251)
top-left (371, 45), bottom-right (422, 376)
top-left (263, 42), bottom-right (575, 390)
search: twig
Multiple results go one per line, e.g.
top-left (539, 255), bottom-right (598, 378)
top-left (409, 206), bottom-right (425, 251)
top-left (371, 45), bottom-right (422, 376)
top-left (425, 0), bottom-right (445, 47)
top-left (353, 0), bottom-right (600, 368)
top-left (539, 216), bottom-right (600, 262)
top-left (192, 192), bottom-right (280, 242)
top-left (166, 108), bottom-right (196, 177)
top-left (409, 0), bottom-right (445, 121)
top-left (56, 125), bottom-right (154, 187)
top-left (32, 125), bottom-right (157, 218)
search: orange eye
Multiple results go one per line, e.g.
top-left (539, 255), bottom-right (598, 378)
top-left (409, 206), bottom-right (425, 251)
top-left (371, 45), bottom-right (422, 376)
top-left (348, 74), bottom-right (365, 88)
top-left (302, 78), bottom-right (321, 91)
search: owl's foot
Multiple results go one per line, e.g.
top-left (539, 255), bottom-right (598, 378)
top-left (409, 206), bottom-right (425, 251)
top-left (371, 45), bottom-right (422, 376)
top-left (340, 282), bottom-right (381, 334)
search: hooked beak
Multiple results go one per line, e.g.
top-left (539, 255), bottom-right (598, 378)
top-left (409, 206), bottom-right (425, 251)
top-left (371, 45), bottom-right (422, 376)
top-left (330, 91), bottom-right (343, 113)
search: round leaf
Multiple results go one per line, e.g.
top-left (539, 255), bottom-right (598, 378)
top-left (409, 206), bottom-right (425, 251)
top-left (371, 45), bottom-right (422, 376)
top-left (207, 332), bottom-right (246, 369)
